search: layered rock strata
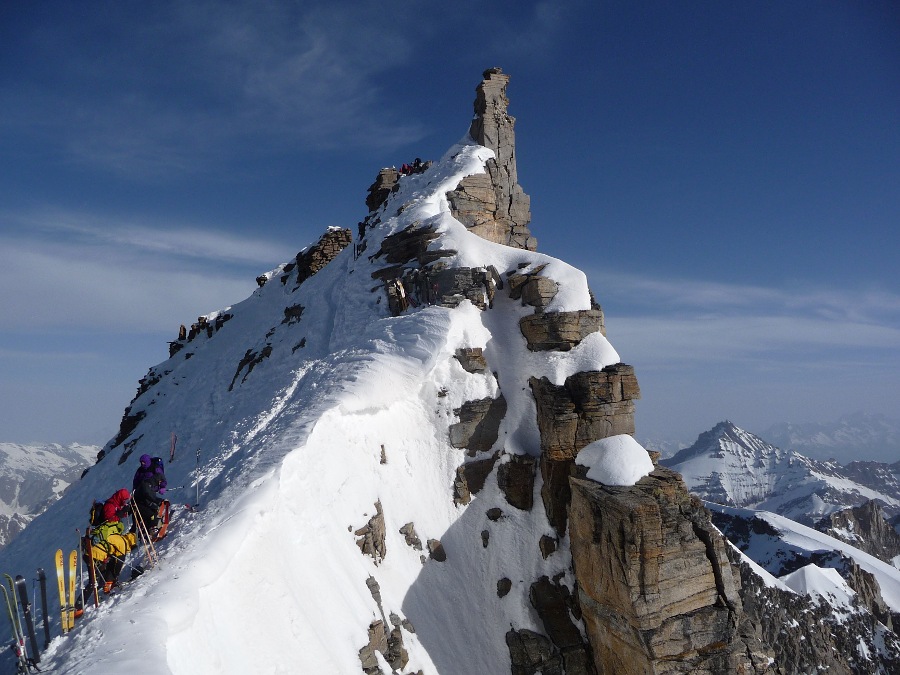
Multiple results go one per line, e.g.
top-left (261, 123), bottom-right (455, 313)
top-left (815, 500), bottom-right (900, 565)
top-left (447, 67), bottom-right (535, 251)
top-left (568, 468), bottom-right (771, 674)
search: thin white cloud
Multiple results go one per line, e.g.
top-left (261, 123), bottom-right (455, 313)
top-left (580, 268), bottom-right (900, 371)
top-left (0, 208), bottom-right (297, 332)
top-left (3, 207), bottom-right (292, 267)
top-left (588, 268), bottom-right (900, 324)
top-left (0, 241), bottom-right (253, 333)
top-left (610, 315), bottom-right (900, 365)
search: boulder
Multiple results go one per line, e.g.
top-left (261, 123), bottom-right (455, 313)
top-left (454, 347), bottom-right (488, 373)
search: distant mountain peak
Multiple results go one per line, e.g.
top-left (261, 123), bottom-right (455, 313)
top-left (665, 421), bottom-right (900, 525)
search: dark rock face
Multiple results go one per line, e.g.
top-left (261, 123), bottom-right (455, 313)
top-left (497, 454), bottom-right (536, 511)
top-left (449, 395), bottom-right (507, 455)
top-left (519, 311), bottom-right (604, 352)
top-left (506, 629), bottom-right (563, 675)
top-left (816, 500), bottom-right (900, 565)
top-left (568, 468), bottom-right (770, 674)
top-left (447, 67), bottom-right (535, 251)
top-left (530, 365), bottom-right (640, 462)
top-left (355, 501), bottom-right (386, 564)
top-left (729, 546), bottom-right (900, 674)
top-left (529, 576), bottom-right (596, 674)
top-left (454, 453), bottom-right (499, 506)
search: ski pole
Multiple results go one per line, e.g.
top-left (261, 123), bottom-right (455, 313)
top-left (195, 447), bottom-right (201, 509)
top-left (76, 530), bottom-right (85, 616)
top-left (132, 505), bottom-right (159, 568)
top-left (36, 570), bottom-right (49, 651)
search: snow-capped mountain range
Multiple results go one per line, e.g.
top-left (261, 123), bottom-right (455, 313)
top-left (663, 421), bottom-right (900, 525)
top-left (0, 442), bottom-right (97, 548)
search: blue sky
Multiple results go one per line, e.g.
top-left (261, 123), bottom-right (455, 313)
top-left (1, 1), bottom-right (898, 451)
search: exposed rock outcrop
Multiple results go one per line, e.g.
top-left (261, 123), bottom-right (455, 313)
top-left (447, 67), bottom-right (535, 251)
top-left (449, 395), bottom-right (507, 456)
top-left (366, 167), bottom-right (401, 213)
top-left (355, 501), bottom-right (386, 564)
top-left (815, 500), bottom-right (900, 565)
top-left (454, 347), bottom-right (487, 373)
top-left (281, 226), bottom-right (353, 289)
top-left (530, 366), bottom-right (640, 461)
top-left (729, 546), bottom-right (900, 674)
top-left (568, 467), bottom-right (771, 674)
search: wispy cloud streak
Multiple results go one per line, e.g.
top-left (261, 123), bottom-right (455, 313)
top-left (0, 208), bottom-right (293, 332)
top-left (583, 268), bottom-right (900, 366)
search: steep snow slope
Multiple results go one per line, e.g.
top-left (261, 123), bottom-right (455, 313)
top-left (664, 421), bottom-right (900, 524)
top-left (0, 138), bottom-right (622, 674)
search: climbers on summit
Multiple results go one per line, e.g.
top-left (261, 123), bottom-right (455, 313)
top-left (399, 157), bottom-right (429, 176)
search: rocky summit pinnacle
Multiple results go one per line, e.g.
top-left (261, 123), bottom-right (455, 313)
top-left (447, 67), bottom-right (536, 251)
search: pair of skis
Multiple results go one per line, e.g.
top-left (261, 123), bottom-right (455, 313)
top-left (2, 573), bottom-right (41, 672)
top-left (54, 549), bottom-right (77, 633)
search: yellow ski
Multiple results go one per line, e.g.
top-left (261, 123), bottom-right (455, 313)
top-left (67, 550), bottom-right (77, 630)
top-left (54, 549), bottom-right (67, 634)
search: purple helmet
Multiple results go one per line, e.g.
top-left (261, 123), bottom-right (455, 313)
top-left (139, 454), bottom-right (152, 468)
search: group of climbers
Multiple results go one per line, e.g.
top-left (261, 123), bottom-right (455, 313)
top-left (75, 454), bottom-right (170, 615)
top-left (399, 157), bottom-right (429, 176)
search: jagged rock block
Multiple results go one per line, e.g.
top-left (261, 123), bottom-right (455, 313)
top-left (355, 501), bottom-right (386, 564)
top-left (449, 395), bottom-right (507, 455)
top-left (519, 310), bottom-right (603, 351)
top-left (366, 167), bottom-right (400, 212)
top-left (454, 347), bottom-right (488, 373)
top-left (530, 364), bottom-right (640, 463)
top-left (568, 468), bottom-right (761, 674)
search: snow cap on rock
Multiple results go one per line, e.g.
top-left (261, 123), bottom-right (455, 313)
top-left (577, 434), bottom-right (654, 486)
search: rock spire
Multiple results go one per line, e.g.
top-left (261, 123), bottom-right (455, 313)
top-left (448, 67), bottom-right (536, 250)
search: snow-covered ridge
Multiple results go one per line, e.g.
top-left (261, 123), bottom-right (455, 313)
top-left (0, 127), bottom-right (626, 673)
